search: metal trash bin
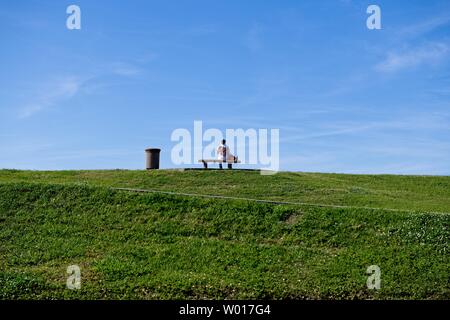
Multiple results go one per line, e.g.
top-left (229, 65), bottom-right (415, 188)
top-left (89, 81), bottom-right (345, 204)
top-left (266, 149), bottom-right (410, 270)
top-left (145, 148), bottom-right (161, 170)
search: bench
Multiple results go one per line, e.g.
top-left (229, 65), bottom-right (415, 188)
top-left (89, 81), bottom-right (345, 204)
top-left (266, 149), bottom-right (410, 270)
top-left (198, 158), bottom-right (241, 169)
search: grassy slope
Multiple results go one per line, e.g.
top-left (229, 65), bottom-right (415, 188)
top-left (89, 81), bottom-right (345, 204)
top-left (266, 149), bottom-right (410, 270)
top-left (0, 170), bottom-right (449, 299)
top-left (0, 169), bottom-right (450, 213)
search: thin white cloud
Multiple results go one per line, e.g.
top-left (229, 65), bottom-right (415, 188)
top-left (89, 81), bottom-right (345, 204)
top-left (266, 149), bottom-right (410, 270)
top-left (111, 62), bottom-right (142, 76)
top-left (281, 123), bottom-right (376, 143)
top-left (375, 42), bottom-right (450, 73)
top-left (397, 14), bottom-right (450, 38)
top-left (280, 112), bottom-right (450, 143)
top-left (19, 77), bottom-right (82, 118)
top-left (16, 56), bottom-right (152, 118)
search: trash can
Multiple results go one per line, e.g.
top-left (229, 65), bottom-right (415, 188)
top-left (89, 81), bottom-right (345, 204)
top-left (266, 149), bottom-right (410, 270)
top-left (145, 148), bottom-right (161, 170)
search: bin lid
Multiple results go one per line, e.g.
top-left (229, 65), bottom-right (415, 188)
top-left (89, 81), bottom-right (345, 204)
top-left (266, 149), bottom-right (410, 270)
top-left (145, 148), bottom-right (161, 152)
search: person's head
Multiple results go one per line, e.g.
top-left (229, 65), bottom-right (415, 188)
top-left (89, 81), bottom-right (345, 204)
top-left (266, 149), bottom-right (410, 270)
top-left (221, 139), bottom-right (226, 145)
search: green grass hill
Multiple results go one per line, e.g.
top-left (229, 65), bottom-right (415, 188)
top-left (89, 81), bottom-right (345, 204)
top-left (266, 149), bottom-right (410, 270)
top-left (0, 169), bottom-right (448, 299)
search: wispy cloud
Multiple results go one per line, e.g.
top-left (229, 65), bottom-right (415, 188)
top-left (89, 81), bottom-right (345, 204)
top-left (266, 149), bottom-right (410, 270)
top-left (373, 12), bottom-right (450, 74)
top-left (375, 42), bottom-right (450, 73)
top-left (17, 54), bottom-right (154, 118)
top-left (280, 123), bottom-right (376, 143)
top-left (280, 111), bottom-right (450, 143)
top-left (111, 62), bottom-right (142, 76)
top-left (397, 14), bottom-right (450, 38)
top-left (19, 77), bottom-right (83, 118)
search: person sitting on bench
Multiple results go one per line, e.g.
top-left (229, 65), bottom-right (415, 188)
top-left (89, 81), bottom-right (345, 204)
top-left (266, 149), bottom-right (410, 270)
top-left (216, 139), bottom-right (236, 169)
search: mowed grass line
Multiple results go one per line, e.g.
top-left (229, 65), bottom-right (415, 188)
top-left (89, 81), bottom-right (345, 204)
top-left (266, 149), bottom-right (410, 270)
top-left (112, 186), bottom-right (447, 214)
top-left (0, 182), bottom-right (448, 299)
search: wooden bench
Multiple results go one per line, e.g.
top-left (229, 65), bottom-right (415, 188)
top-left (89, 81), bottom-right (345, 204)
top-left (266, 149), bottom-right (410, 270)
top-left (198, 158), bottom-right (241, 169)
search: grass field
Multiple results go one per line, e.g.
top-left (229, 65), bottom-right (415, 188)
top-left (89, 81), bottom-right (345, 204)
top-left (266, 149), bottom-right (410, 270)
top-left (0, 169), bottom-right (448, 299)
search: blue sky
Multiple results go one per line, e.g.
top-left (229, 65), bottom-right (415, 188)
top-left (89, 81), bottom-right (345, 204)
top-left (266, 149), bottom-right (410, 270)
top-left (1, 0), bottom-right (449, 174)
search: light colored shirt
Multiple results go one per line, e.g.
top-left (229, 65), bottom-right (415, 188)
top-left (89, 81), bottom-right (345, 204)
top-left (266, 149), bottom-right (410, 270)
top-left (217, 144), bottom-right (231, 161)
